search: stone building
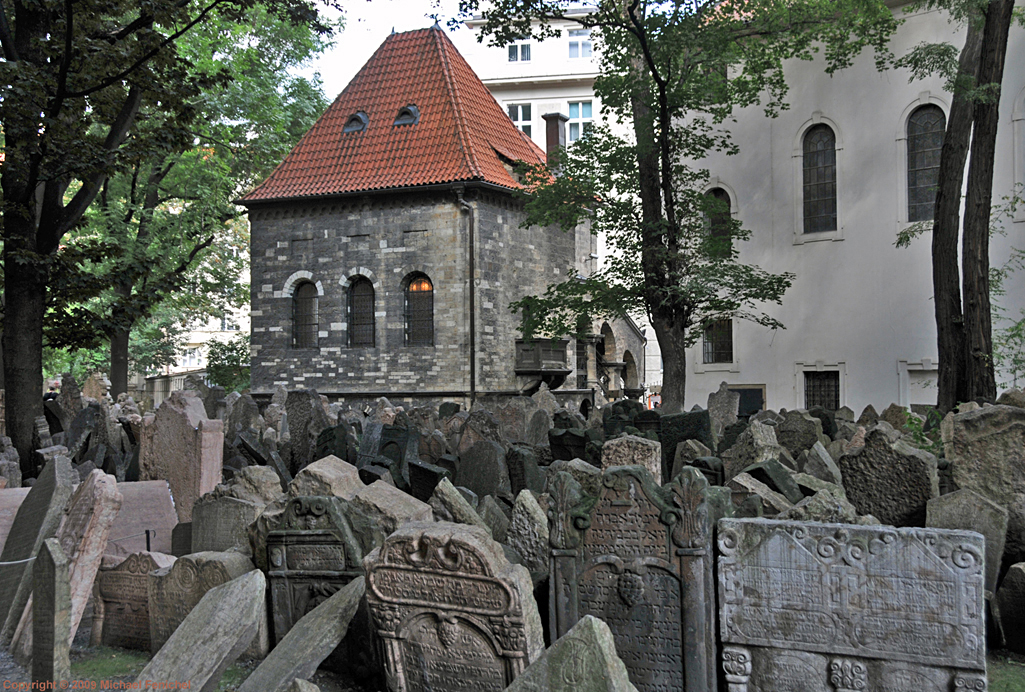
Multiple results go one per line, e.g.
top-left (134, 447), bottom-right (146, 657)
top-left (242, 27), bottom-right (643, 408)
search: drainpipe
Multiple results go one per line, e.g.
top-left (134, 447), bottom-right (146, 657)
top-left (456, 186), bottom-right (476, 408)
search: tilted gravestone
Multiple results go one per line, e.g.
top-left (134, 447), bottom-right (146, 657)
top-left (549, 465), bottom-right (718, 692)
top-left (364, 521), bottom-right (543, 692)
top-left (717, 518), bottom-right (987, 691)
top-left (266, 496), bottom-right (365, 645)
top-left (926, 488), bottom-right (1007, 595)
top-left (31, 538), bottom-right (70, 687)
top-left (192, 494), bottom-right (264, 554)
top-left (93, 551), bottom-right (175, 650)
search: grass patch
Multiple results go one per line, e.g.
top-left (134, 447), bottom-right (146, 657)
top-left (68, 646), bottom-right (253, 691)
top-left (990, 653), bottom-right (1025, 692)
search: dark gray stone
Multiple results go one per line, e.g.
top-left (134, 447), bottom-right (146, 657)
top-left (506, 446), bottom-right (545, 496)
top-left (660, 410), bottom-right (714, 482)
top-left (456, 440), bottom-right (512, 502)
top-left (407, 458), bottom-right (451, 502)
top-left (549, 428), bottom-right (587, 462)
top-left (31, 538), bottom-right (70, 686)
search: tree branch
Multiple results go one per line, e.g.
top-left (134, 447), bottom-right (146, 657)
top-left (48, 0), bottom-right (75, 119)
top-left (0, 0), bottom-right (18, 60)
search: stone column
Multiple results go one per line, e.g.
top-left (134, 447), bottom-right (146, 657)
top-left (32, 538), bottom-right (70, 685)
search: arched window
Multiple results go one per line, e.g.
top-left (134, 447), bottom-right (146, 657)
top-left (348, 278), bottom-right (375, 347)
top-left (803, 124), bottom-right (837, 233)
top-left (404, 274), bottom-right (434, 346)
top-left (706, 187), bottom-right (732, 257)
top-left (907, 105), bottom-right (946, 222)
top-left (292, 281), bottom-right (319, 349)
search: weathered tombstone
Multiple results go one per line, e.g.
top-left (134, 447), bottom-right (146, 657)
top-left (505, 615), bottom-right (638, 692)
top-left (659, 410), bottom-right (714, 482)
top-left (927, 488), bottom-right (1008, 594)
top-left (456, 440), bottom-right (512, 501)
top-left (525, 409), bottom-right (552, 447)
top-left (718, 518), bottom-right (987, 691)
top-left (601, 434), bottom-right (662, 484)
top-left (427, 478), bottom-right (490, 534)
top-left (239, 576), bottom-right (366, 692)
top-left (57, 373), bottom-right (84, 423)
top-left (478, 495), bottom-right (510, 543)
top-left (549, 428), bottom-right (587, 462)
top-left (996, 562), bottom-right (1025, 654)
top-left (774, 410), bottom-right (826, 459)
top-left (286, 389), bottom-right (334, 473)
top-left (192, 494), bottom-right (263, 553)
top-left (707, 382), bottom-right (740, 433)
top-left (364, 521), bottom-right (543, 691)
top-left (94, 551), bottom-right (175, 650)
top-left (549, 466), bottom-right (718, 692)
top-left (506, 446), bottom-right (545, 496)
top-left (267, 496), bottom-right (365, 644)
top-left (171, 523), bottom-right (192, 557)
top-left (439, 401), bottom-right (461, 419)
top-left (10, 470), bottom-right (123, 663)
top-left (240, 430), bottom-right (293, 487)
top-left (506, 490), bottom-right (549, 577)
top-left (31, 538), bottom-right (70, 687)
top-left (138, 570), bottom-right (266, 692)
top-left (406, 458), bottom-right (451, 503)
top-left (0, 457), bottom-right (75, 643)
top-left (139, 390), bottom-right (223, 522)
top-left (148, 551), bottom-right (267, 657)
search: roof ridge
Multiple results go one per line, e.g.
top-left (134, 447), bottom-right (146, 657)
top-left (433, 28), bottom-right (484, 181)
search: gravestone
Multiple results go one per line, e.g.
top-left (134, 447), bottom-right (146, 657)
top-left (10, 470), bottom-right (123, 664)
top-left (31, 538), bottom-right (70, 687)
top-left (148, 551), bottom-right (267, 657)
top-left (774, 410), bottom-right (826, 459)
top-left (707, 382), bottom-right (741, 434)
top-left (549, 466), bottom-right (718, 692)
top-left (525, 409), bottom-right (552, 446)
top-left (718, 518), bottom-right (987, 691)
top-left (171, 523), bottom-right (192, 557)
top-left (139, 390), bottom-right (223, 522)
top-left (660, 410), bottom-right (715, 482)
top-left (0, 457), bottom-right (75, 644)
top-left (926, 488), bottom-right (1008, 594)
top-left (286, 389), bottom-right (334, 473)
top-left (427, 478), bottom-right (490, 534)
top-left (996, 563), bottom-right (1025, 654)
top-left (57, 373), bottom-right (84, 423)
top-left (456, 440), bottom-right (512, 501)
top-left (601, 435), bottom-right (661, 484)
top-left (266, 496), bottom-right (365, 645)
top-left (94, 551), bottom-right (175, 650)
top-left (364, 521), bottom-right (543, 692)
top-left (506, 490), bottom-right (548, 577)
top-left (506, 446), bottom-right (545, 497)
top-left (407, 459), bottom-right (451, 503)
top-left (549, 428), bottom-right (587, 462)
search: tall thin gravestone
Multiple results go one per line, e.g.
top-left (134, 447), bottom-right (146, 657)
top-left (32, 538), bottom-right (70, 686)
top-left (549, 465), bottom-right (718, 692)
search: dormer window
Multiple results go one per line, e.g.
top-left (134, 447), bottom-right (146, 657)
top-left (394, 105), bottom-right (420, 126)
top-left (343, 112), bottom-right (368, 133)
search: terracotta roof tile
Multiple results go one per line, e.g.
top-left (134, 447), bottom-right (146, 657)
top-left (242, 28), bottom-right (546, 203)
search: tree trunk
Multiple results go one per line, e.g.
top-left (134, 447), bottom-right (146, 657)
top-left (651, 315), bottom-right (689, 414)
top-left (931, 20), bottom-right (983, 413)
top-left (109, 327), bottom-right (131, 400)
top-left (961, 0), bottom-right (1014, 402)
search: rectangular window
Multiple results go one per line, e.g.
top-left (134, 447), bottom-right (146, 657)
top-left (507, 104), bottom-right (532, 137)
top-left (804, 371), bottom-right (840, 411)
top-left (508, 43), bottom-right (530, 62)
top-left (702, 319), bottom-right (733, 364)
top-left (568, 100), bottom-right (593, 142)
top-left (220, 315), bottom-right (239, 331)
top-left (569, 29), bottom-right (592, 58)
top-left (180, 348), bottom-right (203, 368)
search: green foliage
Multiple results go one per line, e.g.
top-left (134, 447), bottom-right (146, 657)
top-left (903, 409), bottom-right (943, 455)
top-left (207, 332), bottom-right (251, 392)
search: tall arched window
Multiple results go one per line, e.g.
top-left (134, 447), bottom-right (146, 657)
top-left (907, 105), bottom-right (946, 222)
top-left (706, 187), bottom-right (732, 257)
top-left (803, 124), bottom-right (837, 233)
top-left (348, 278), bottom-right (375, 347)
top-left (404, 274), bottom-right (434, 346)
top-left (292, 281), bottom-right (319, 349)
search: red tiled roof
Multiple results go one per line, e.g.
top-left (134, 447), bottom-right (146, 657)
top-left (242, 28), bottom-right (547, 203)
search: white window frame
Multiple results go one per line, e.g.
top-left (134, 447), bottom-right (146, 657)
top-left (507, 103), bottom-right (533, 136)
top-left (897, 358), bottom-right (938, 407)
top-left (895, 91), bottom-right (950, 227)
top-left (508, 41), bottom-right (531, 62)
top-left (568, 28), bottom-right (592, 59)
top-left (792, 112), bottom-right (845, 244)
top-left (694, 319), bottom-right (740, 373)
top-left (794, 361), bottom-right (847, 410)
top-left (568, 100), bottom-right (593, 142)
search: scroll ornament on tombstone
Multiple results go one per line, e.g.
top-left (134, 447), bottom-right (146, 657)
top-left (548, 465), bottom-right (718, 692)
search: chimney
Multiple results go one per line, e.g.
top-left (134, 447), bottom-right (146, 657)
top-left (542, 112), bottom-right (569, 169)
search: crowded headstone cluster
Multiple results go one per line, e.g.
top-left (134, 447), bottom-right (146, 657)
top-left (0, 374), bottom-right (1022, 691)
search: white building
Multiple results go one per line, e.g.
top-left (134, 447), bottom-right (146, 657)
top-left (460, 5), bottom-right (1025, 414)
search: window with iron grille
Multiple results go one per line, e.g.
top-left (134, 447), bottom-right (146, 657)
top-left (405, 275), bottom-right (434, 346)
top-left (803, 124), bottom-right (837, 233)
top-left (292, 282), bottom-right (318, 349)
top-left (907, 105), bottom-right (946, 222)
top-left (348, 278), bottom-right (375, 348)
top-left (702, 319), bottom-right (733, 364)
top-left (804, 370), bottom-right (840, 411)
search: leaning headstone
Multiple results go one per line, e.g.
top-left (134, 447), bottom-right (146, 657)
top-left (927, 488), bottom-right (1008, 594)
top-left (707, 382), bottom-right (740, 434)
top-left (137, 570), bottom-right (266, 692)
top-left (505, 615), bottom-right (638, 692)
top-left (456, 440), bottom-right (512, 502)
top-left (0, 457), bottom-right (75, 643)
top-left (10, 470), bottom-right (123, 663)
top-left (288, 681), bottom-right (320, 692)
top-left (239, 576), bottom-right (366, 692)
top-left (506, 446), bottom-right (545, 497)
top-left (525, 409), bottom-right (552, 447)
top-left (548, 428), bottom-right (586, 462)
top-left (718, 519), bottom-right (987, 690)
top-left (427, 478), bottom-right (490, 534)
top-left (192, 494), bottom-right (264, 553)
top-left (547, 458), bottom-right (602, 498)
top-left (601, 434), bottom-right (662, 484)
top-left (774, 410), bottom-right (826, 459)
top-left (660, 410), bottom-right (714, 482)
top-left (171, 523), bottom-right (192, 557)
top-left (671, 439), bottom-right (713, 481)
top-left (880, 402), bottom-right (909, 430)
top-left (148, 551), bottom-right (267, 657)
top-left (31, 538), bottom-right (70, 687)
top-left (94, 551), bottom-right (175, 650)
top-left (364, 521), bottom-right (543, 691)
top-left (506, 490), bottom-right (549, 577)
top-left (57, 373), bottom-right (84, 422)
top-left (285, 389), bottom-right (333, 474)
top-left (549, 466), bottom-right (718, 692)
top-left (837, 428), bottom-right (939, 526)
top-left (726, 473), bottom-right (793, 516)
top-left (801, 441), bottom-right (842, 486)
top-left (532, 383), bottom-right (559, 416)
top-left (139, 390), bottom-right (223, 522)
top-left (407, 459), bottom-right (451, 503)
top-left (996, 563), bottom-right (1025, 655)
top-left (478, 494), bottom-right (510, 543)
top-left (288, 455), bottom-right (361, 500)
top-left (344, 482), bottom-right (433, 552)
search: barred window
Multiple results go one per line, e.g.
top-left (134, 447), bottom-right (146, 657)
top-left (348, 278), bottom-right (375, 348)
top-left (405, 274), bottom-right (434, 346)
top-left (702, 319), bottom-right (733, 364)
top-left (292, 282), bottom-right (319, 349)
top-left (907, 105), bottom-right (946, 222)
top-left (803, 124), bottom-right (837, 233)
top-left (805, 371), bottom-right (840, 411)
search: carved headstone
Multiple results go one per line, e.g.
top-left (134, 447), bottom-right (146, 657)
top-left (285, 389), bottom-right (333, 474)
top-left (139, 390), bottom-right (223, 522)
top-left (601, 435), bottom-right (662, 484)
top-left (364, 521), bottom-right (544, 692)
top-left (707, 382), bottom-right (740, 434)
top-left (926, 488), bottom-right (1008, 594)
top-left (549, 466), bottom-right (718, 692)
top-left (717, 518), bottom-right (987, 691)
top-left (192, 495), bottom-right (264, 554)
top-left (95, 551), bottom-right (175, 650)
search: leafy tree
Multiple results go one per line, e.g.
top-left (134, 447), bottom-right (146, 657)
top-left (207, 333), bottom-right (251, 392)
top-left (461, 0), bottom-right (898, 412)
top-left (0, 0), bottom-right (336, 468)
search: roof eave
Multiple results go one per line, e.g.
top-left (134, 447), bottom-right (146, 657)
top-left (238, 179), bottom-right (524, 208)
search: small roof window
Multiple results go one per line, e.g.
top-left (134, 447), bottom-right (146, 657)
top-left (344, 112), bottom-right (369, 133)
top-left (394, 105), bottom-right (420, 126)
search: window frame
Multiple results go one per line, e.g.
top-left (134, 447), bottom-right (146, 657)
top-left (895, 94), bottom-right (951, 226)
top-left (906, 104), bottom-right (946, 223)
top-left (792, 113), bottom-right (844, 244)
top-left (802, 124), bottom-right (837, 235)
top-left (507, 41), bottom-right (531, 62)
top-left (693, 318), bottom-right (739, 373)
top-left (292, 280), bottom-right (320, 350)
top-left (347, 277), bottom-right (376, 348)
top-left (568, 100), bottom-right (593, 142)
top-left (794, 361), bottom-right (847, 410)
top-left (568, 28), bottom-right (592, 59)
top-left (404, 273), bottom-right (435, 347)
top-left (507, 103), bottom-right (532, 137)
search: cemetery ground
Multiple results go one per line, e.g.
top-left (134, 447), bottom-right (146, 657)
top-left (4, 376), bottom-right (1025, 691)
